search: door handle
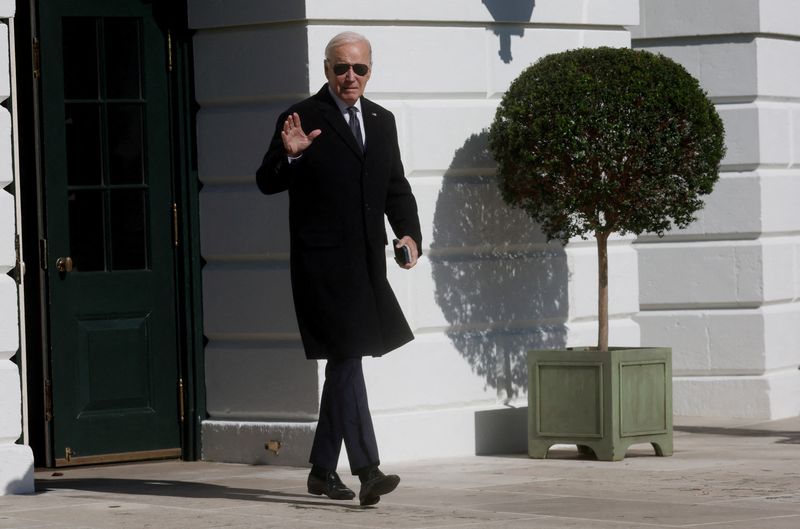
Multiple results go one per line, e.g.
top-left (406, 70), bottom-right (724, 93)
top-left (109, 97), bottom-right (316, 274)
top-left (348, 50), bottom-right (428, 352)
top-left (55, 256), bottom-right (73, 273)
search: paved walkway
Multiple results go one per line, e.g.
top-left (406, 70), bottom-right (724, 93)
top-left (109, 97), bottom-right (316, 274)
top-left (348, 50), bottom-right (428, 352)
top-left (2, 417), bottom-right (799, 528)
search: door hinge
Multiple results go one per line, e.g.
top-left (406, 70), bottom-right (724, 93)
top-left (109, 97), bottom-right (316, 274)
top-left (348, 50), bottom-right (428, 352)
top-left (40, 239), bottom-right (48, 270)
top-left (178, 377), bottom-right (185, 424)
top-left (32, 37), bottom-right (41, 79)
top-left (10, 234), bottom-right (23, 285)
top-left (167, 30), bottom-right (174, 73)
top-left (45, 379), bottom-right (53, 422)
top-left (172, 203), bottom-right (179, 248)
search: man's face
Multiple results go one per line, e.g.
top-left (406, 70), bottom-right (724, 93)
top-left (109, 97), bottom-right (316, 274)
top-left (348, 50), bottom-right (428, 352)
top-left (325, 41), bottom-right (372, 106)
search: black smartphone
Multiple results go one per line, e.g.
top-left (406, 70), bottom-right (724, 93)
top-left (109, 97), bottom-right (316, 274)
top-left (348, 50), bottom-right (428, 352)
top-left (392, 239), bottom-right (411, 265)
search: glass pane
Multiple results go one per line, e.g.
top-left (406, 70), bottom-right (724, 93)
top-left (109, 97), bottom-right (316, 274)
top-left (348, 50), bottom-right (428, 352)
top-left (68, 190), bottom-right (106, 272)
top-left (108, 104), bottom-right (144, 184)
top-left (62, 18), bottom-right (99, 100)
top-left (111, 190), bottom-right (147, 270)
top-left (104, 18), bottom-right (142, 99)
top-left (65, 104), bottom-right (102, 186)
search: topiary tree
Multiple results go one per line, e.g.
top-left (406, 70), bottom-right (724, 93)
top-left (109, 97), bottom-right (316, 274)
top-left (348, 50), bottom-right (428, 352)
top-left (488, 46), bottom-right (725, 352)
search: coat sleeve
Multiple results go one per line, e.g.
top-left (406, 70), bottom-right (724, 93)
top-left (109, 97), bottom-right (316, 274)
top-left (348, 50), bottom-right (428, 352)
top-left (256, 111), bottom-right (297, 195)
top-left (384, 114), bottom-right (423, 256)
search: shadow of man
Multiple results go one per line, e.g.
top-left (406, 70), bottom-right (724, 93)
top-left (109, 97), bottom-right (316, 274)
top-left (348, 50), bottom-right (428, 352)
top-left (37, 477), bottom-right (368, 510)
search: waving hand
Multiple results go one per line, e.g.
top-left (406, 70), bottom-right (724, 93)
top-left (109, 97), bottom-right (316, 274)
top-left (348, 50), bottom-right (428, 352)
top-left (281, 112), bottom-right (322, 157)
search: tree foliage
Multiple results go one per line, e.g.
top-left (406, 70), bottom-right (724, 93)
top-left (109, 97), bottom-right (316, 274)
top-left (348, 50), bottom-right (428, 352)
top-left (488, 47), bottom-right (726, 244)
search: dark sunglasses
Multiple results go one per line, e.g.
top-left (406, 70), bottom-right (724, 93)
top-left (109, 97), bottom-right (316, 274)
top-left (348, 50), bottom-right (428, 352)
top-left (332, 63), bottom-right (369, 76)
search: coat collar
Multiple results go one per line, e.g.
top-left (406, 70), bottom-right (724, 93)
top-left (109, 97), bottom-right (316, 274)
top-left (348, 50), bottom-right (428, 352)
top-left (315, 84), bottom-right (374, 159)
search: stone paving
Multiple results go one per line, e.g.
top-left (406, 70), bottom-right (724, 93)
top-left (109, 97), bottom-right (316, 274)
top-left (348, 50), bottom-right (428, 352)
top-left (1, 416), bottom-right (799, 528)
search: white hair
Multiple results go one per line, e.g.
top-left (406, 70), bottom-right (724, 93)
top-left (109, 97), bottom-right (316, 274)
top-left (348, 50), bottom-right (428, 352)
top-left (325, 31), bottom-right (372, 64)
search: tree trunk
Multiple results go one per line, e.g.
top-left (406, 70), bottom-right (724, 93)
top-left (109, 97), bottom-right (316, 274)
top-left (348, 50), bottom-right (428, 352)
top-left (596, 230), bottom-right (610, 352)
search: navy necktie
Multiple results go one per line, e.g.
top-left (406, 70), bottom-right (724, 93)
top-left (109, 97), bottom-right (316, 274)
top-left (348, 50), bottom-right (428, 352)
top-left (347, 106), bottom-right (364, 153)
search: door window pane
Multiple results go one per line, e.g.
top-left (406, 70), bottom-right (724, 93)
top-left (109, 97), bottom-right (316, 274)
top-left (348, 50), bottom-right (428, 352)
top-left (60, 15), bottom-right (152, 274)
top-left (104, 18), bottom-right (142, 99)
top-left (62, 18), bottom-right (99, 100)
top-left (108, 104), bottom-right (144, 184)
top-left (68, 190), bottom-right (106, 272)
top-left (111, 190), bottom-right (147, 270)
top-left (65, 103), bottom-right (103, 186)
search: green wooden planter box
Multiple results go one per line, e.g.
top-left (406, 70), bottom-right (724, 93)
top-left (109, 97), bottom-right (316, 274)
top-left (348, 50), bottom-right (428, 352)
top-left (528, 347), bottom-right (673, 461)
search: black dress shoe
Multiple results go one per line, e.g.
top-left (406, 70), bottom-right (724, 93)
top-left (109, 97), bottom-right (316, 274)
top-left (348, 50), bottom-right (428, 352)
top-left (358, 467), bottom-right (400, 506)
top-left (307, 470), bottom-right (355, 500)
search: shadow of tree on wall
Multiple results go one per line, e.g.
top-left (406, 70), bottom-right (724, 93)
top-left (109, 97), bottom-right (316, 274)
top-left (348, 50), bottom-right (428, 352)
top-left (431, 132), bottom-right (568, 402)
top-left (482, 0), bottom-right (536, 63)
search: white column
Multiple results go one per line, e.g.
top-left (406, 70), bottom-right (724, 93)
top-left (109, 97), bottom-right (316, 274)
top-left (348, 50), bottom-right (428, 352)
top-left (0, 6), bottom-right (34, 495)
top-left (632, 0), bottom-right (800, 419)
top-left (189, 0), bottom-right (640, 464)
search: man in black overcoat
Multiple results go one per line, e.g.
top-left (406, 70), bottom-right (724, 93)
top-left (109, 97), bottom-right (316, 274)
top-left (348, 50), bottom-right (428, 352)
top-left (256, 31), bottom-right (422, 506)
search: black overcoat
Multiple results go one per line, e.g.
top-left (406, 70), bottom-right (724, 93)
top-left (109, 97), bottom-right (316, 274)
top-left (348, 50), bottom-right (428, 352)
top-left (256, 85), bottom-right (422, 360)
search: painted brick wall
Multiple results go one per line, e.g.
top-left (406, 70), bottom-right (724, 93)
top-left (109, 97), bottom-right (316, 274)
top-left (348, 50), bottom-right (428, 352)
top-left (0, 4), bottom-right (35, 494)
top-left (190, 0), bottom-right (641, 465)
top-left (632, 0), bottom-right (800, 418)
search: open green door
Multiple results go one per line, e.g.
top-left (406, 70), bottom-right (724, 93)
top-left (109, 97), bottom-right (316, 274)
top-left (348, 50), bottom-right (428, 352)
top-left (38, 0), bottom-right (182, 466)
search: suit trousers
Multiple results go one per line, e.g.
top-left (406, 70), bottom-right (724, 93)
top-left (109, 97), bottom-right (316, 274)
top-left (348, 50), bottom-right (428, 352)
top-left (309, 357), bottom-right (380, 474)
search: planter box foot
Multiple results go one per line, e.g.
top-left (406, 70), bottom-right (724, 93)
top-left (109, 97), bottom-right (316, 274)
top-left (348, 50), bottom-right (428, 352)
top-left (529, 437), bottom-right (673, 461)
top-left (652, 439), bottom-right (673, 457)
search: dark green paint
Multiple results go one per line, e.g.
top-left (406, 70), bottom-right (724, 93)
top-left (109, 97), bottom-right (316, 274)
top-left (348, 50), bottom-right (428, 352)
top-left (39, 0), bottom-right (181, 463)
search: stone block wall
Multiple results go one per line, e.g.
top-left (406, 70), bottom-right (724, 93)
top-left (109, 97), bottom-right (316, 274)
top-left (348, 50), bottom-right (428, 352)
top-left (0, 4), bottom-right (35, 495)
top-left (190, 0), bottom-right (640, 465)
top-left (632, 0), bottom-right (800, 418)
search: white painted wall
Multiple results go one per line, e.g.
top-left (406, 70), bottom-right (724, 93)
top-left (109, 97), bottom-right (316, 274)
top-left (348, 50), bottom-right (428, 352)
top-left (190, 0), bottom-right (641, 466)
top-left (632, 0), bottom-right (800, 418)
top-left (0, 4), bottom-right (35, 495)
top-left (0, 0), bottom-right (787, 482)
